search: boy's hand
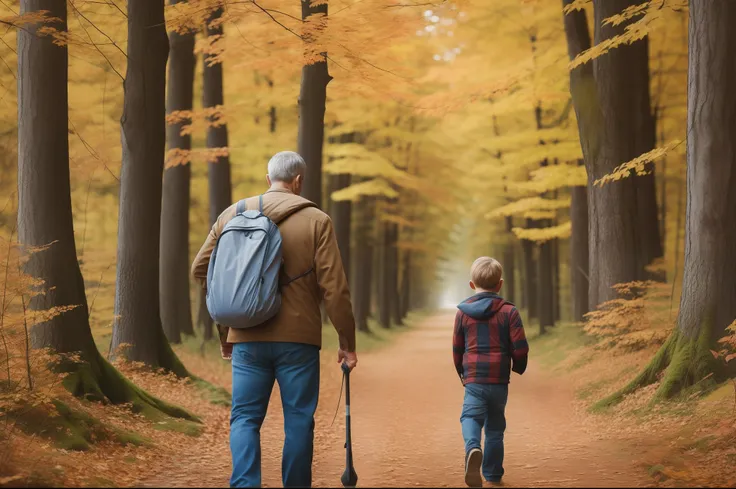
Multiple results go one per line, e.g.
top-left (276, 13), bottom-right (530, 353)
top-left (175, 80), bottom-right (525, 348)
top-left (338, 349), bottom-right (358, 371)
top-left (221, 342), bottom-right (233, 361)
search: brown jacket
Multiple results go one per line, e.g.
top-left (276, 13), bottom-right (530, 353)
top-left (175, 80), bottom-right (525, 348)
top-left (191, 188), bottom-right (356, 352)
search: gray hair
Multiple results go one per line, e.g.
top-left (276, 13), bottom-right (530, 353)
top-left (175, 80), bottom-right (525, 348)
top-left (268, 151), bottom-right (307, 183)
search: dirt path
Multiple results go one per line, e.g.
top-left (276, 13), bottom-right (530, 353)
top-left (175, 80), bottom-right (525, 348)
top-left (141, 313), bottom-right (652, 488)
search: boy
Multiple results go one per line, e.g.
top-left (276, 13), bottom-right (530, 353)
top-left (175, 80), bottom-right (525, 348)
top-left (453, 257), bottom-right (529, 487)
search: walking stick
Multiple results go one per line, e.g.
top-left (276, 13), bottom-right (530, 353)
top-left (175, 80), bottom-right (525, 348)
top-left (340, 363), bottom-right (358, 488)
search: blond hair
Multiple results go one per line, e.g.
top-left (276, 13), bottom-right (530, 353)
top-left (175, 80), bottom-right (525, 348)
top-left (470, 257), bottom-right (503, 290)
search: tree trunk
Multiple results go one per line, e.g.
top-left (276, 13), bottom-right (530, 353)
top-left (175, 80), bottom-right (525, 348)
top-left (537, 234), bottom-right (554, 334)
top-left (298, 0), bottom-right (331, 208)
top-left (582, 0), bottom-right (662, 310)
top-left (503, 216), bottom-right (516, 304)
top-left (552, 236), bottom-right (560, 323)
top-left (352, 196), bottom-right (374, 333)
top-left (19, 1), bottom-right (94, 357)
top-left (389, 222), bottom-right (403, 326)
top-left (598, 0), bottom-right (736, 406)
top-left (562, 0), bottom-right (593, 321)
top-left (400, 250), bottom-right (411, 319)
top-left (17, 1), bottom-right (192, 419)
top-left (522, 220), bottom-right (539, 320)
top-left (109, 0), bottom-right (188, 377)
top-left (160, 0), bottom-right (195, 344)
top-left (197, 7), bottom-right (231, 341)
top-left (378, 220), bottom-right (390, 328)
top-left (570, 163), bottom-right (589, 322)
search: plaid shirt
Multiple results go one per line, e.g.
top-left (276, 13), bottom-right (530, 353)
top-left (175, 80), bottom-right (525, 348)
top-left (452, 292), bottom-right (529, 384)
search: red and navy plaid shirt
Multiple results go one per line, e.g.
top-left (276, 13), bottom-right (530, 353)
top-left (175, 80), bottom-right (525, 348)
top-left (452, 292), bottom-right (529, 384)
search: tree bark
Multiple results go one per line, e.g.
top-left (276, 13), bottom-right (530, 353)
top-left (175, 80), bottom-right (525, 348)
top-left (19, 1), bottom-right (95, 357)
top-left (298, 0), bottom-right (331, 208)
top-left (662, 0), bottom-right (736, 394)
top-left (562, 2), bottom-right (593, 322)
top-left (400, 250), bottom-right (411, 319)
top-left (388, 222), bottom-right (402, 326)
top-left (598, 0), bottom-right (736, 407)
top-left (503, 216), bottom-right (516, 304)
top-left (328, 132), bottom-right (355, 282)
top-left (160, 0), bottom-right (196, 344)
top-left (581, 0), bottom-right (662, 310)
top-left (352, 196), bottom-right (374, 332)
top-left (537, 235), bottom-right (554, 334)
top-left (16, 2), bottom-right (192, 418)
top-left (109, 0), bottom-right (188, 377)
top-left (378, 220), bottom-right (390, 328)
top-left (198, 7), bottom-right (231, 341)
top-left (521, 220), bottom-right (538, 320)
top-left (570, 164), bottom-right (589, 322)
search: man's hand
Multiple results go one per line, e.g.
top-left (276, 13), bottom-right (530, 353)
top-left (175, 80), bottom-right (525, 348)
top-left (338, 349), bottom-right (358, 371)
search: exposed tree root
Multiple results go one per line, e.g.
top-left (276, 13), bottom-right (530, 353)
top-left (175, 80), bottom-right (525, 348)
top-left (594, 326), bottom-right (720, 410)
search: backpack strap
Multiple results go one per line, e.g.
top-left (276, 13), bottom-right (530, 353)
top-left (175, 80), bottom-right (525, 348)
top-left (235, 199), bottom-right (247, 215)
top-left (258, 195), bottom-right (264, 213)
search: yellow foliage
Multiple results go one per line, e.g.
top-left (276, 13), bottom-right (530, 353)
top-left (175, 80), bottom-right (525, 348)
top-left (515, 162), bottom-right (587, 193)
top-left (488, 196), bottom-right (571, 219)
top-left (331, 179), bottom-right (398, 202)
top-left (584, 281), bottom-right (675, 350)
top-left (569, 5), bottom-right (656, 70)
top-left (512, 221), bottom-right (571, 243)
top-left (594, 140), bottom-right (682, 186)
top-left (562, 0), bottom-right (590, 14)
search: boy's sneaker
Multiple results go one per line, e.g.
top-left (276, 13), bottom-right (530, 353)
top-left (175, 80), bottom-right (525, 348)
top-left (464, 448), bottom-right (482, 487)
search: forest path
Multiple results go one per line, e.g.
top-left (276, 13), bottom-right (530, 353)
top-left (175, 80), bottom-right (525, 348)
top-left (140, 312), bottom-right (652, 488)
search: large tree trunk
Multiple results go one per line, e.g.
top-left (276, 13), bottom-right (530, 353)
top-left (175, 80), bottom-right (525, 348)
top-left (562, 2), bottom-right (593, 321)
top-left (570, 165), bottom-right (589, 322)
top-left (598, 0), bottom-right (736, 406)
top-left (352, 197), bottom-right (374, 332)
top-left (298, 0), bottom-right (331, 208)
top-left (521, 220), bottom-right (538, 320)
top-left (109, 0), bottom-right (188, 377)
top-left (160, 0), bottom-right (196, 344)
top-left (19, 1), bottom-right (93, 357)
top-left (16, 1), bottom-right (191, 419)
top-left (582, 0), bottom-right (661, 310)
top-left (503, 216), bottom-right (516, 304)
top-left (198, 7), bottom-right (232, 341)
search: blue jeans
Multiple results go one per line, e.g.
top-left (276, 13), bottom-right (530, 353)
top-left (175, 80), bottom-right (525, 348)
top-left (460, 383), bottom-right (509, 482)
top-left (230, 342), bottom-right (320, 488)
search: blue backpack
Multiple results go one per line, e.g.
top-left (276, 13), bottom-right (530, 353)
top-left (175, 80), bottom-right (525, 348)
top-left (206, 195), bottom-right (314, 329)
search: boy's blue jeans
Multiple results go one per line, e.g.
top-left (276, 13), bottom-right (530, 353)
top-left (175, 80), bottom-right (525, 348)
top-left (460, 383), bottom-right (509, 482)
top-left (230, 342), bottom-right (320, 488)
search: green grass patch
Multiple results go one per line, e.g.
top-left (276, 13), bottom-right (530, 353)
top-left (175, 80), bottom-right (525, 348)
top-left (8, 399), bottom-right (149, 451)
top-left (527, 321), bottom-right (593, 369)
top-left (190, 376), bottom-right (231, 407)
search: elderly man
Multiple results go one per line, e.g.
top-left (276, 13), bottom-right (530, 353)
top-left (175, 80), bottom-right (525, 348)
top-left (192, 151), bottom-right (358, 488)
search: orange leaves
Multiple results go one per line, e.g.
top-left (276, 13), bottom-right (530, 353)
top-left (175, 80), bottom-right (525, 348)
top-left (167, 105), bottom-right (227, 136)
top-left (712, 320), bottom-right (736, 364)
top-left (583, 280), bottom-right (675, 350)
top-left (165, 148), bottom-right (229, 168)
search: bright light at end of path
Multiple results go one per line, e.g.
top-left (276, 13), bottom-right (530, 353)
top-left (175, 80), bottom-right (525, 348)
top-left (439, 292), bottom-right (456, 310)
